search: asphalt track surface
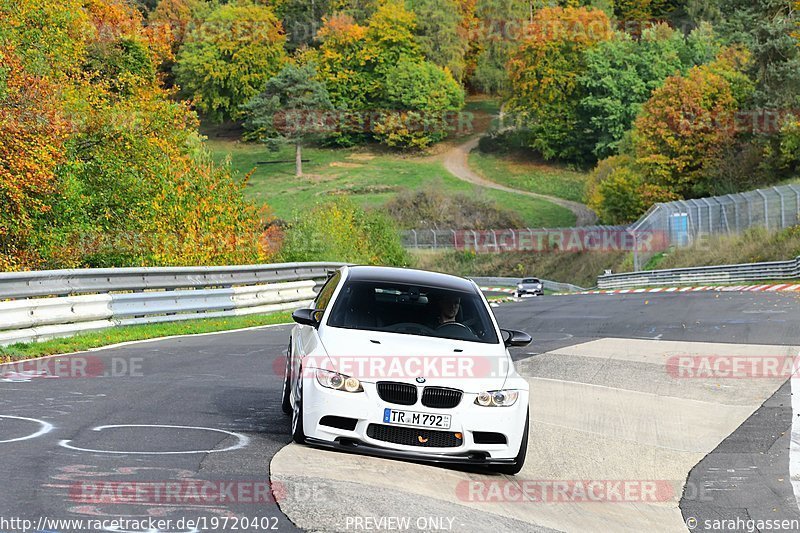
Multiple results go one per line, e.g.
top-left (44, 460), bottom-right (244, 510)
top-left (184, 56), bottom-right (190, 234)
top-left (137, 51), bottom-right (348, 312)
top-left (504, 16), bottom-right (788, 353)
top-left (0, 290), bottom-right (798, 532)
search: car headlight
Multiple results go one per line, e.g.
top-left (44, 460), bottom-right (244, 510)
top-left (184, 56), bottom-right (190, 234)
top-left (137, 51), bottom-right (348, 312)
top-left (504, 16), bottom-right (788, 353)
top-left (315, 369), bottom-right (364, 393)
top-left (475, 389), bottom-right (519, 407)
top-left (517, 284), bottom-right (524, 289)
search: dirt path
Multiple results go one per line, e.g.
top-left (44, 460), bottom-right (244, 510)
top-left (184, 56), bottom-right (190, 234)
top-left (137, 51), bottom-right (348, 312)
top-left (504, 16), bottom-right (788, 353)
top-left (442, 136), bottom-right (599, 226)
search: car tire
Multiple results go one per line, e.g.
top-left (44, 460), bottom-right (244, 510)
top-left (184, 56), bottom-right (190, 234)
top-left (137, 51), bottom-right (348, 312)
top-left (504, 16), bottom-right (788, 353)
top-left (291, 369), bottom-right (306, 444)
top-left (280, 344), bottom-right (292, 416)
top-left (494, 408), bottom-right (528, 475)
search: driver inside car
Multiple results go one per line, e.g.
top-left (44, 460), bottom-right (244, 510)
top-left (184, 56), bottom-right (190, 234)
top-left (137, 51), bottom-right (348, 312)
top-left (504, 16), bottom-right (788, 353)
top-left (436, 295), bottom-right (461, 326)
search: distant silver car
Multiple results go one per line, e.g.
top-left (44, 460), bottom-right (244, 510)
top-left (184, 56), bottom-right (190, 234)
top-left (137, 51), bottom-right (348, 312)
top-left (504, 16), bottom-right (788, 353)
top-left (515, 278), bottom-right (543, 297)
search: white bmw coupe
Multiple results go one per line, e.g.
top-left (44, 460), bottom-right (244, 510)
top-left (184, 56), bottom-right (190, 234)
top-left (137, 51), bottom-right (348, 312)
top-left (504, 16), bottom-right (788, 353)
top-left (280, 266), bottom-right (532, 475)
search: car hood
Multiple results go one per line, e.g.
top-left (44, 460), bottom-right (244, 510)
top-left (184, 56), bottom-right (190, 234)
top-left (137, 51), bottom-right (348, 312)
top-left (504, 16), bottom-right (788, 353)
top-left (317, 327), bottom-right (510, 392)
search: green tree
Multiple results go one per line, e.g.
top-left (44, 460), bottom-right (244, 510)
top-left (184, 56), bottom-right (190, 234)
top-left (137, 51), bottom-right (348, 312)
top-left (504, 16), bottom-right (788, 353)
top-left (406, 0), bottom-right (469, 81)
top-left (507, 6), bottom-right (613, 161)
top-left (175, 1), bottom-right (288, 122)
top-left (717, 0), bottom-right (800, 109)
top-left (273, 0), bottom-right (335, 50)
top-left (364, 0), bottom-right (422, 74)
top-left (373, 58), bottom-right (465, 148)
top-left (243, 63), bottom-right (333, 177)
top-left (470, 0), bottom-right (528, 94)
top-left (717, 0), bottom-right (800, 178)
top-left (306, 3), bottom-right (464, 149)
top-left (578, 23), bottom-right (719, 160)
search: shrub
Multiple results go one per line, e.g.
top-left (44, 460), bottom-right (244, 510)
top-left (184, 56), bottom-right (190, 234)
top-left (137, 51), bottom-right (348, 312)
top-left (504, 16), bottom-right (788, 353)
top-left (382, 184), bottom-right (524, 229)
top-left (280, 198), bottom-right (410, 266)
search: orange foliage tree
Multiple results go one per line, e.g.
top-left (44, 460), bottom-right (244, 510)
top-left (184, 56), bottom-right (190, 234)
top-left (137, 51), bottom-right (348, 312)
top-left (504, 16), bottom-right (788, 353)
top-left (632, 49), bottom-right (754, 197)
top-left (0, 48), bottom-right (69, 269)
top-left (1, 0), bottom-right (279, 269)
top-left (507, 6), bottom-right (613, 161)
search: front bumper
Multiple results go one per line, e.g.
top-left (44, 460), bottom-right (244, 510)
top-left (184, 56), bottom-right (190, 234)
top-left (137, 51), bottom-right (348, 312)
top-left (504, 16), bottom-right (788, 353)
top-left (517, 288), bottom-right (543, 296)
top-left (305, 437), bottom-right (516, 465)
top-left (301, 377), bottom-right (529, 461)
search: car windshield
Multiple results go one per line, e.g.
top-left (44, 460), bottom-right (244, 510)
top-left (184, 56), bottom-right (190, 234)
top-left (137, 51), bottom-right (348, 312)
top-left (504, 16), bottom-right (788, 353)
top-left (327, 280), bottom-right (499, 344)
top-left (522, 278), bottom-right (540, 284)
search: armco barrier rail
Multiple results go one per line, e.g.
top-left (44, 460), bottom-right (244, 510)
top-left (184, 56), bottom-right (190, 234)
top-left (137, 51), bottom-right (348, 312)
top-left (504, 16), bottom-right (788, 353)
top-left (597, 257), bottom-right (800, 290)
top-left (0, 262), bottom-right (345, 346)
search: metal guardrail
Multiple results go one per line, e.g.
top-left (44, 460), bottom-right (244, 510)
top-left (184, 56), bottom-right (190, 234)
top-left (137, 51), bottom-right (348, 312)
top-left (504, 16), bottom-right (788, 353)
top-left (0, 262), bottom-right (346, 300)
top-left (0, 262), bottom-right (346, 346)
top-left (470, 276), bottom-right (585, 293)
top-left (597, 257), bottom-right (800, 289)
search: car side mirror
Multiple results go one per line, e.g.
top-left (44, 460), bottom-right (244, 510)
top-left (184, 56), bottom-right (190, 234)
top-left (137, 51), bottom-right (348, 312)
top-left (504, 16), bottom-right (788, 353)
top-left (292, 308), bottom-right (323, 328)
top-left (500, 329), bottom-right (532, 347)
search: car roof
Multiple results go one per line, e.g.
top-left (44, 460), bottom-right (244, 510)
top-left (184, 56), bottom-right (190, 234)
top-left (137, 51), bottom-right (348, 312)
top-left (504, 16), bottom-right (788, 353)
top-left (344, 266), bottom-right (478, 293)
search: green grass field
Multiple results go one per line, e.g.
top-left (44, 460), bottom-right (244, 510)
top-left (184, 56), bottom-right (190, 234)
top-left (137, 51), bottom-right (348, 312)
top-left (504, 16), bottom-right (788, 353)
top-left (468, 151), bottom-right (590, 203)
top-left (207, 140), bottom-right (577, 227)
top-left (0, 312), bottom-right (293, 361)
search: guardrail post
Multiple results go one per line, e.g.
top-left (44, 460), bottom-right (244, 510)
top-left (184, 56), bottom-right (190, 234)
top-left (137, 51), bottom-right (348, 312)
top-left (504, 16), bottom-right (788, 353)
top-left (745, 193), bottom-right (752, 226)
top-left (756, 189), bottom-right (769, 230)
top-left (491, 230), bottom-right (498, 252)
top-left (701, 198), bottom-right (713, 233)
top-left (411, 229), bottom-right (418, 249)
top-left (778, 187), bottom-right (787, 229)
top-left (789, 184), bottom-right (800, 223)
top-left (725, 194), bottom-right (738, 232)
top-left (451, 229), bottom-right (457, 249)
top-left (431, 229), bottom-right (437, 249)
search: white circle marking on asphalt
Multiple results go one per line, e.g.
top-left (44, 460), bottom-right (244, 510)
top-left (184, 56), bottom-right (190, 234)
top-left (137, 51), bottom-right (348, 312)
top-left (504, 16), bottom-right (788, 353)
top-left (58, 424), bottom-right (250, 455)
top-left (0, 415), bottom-right (54, 443)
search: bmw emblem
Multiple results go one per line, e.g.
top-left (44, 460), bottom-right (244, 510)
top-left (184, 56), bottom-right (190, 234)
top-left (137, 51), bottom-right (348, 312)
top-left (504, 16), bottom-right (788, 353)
top-left (416, 377), bottom-right (426, 384)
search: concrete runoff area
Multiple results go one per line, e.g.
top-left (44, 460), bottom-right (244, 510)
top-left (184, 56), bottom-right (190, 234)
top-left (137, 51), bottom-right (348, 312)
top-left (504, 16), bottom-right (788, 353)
top-left (272, 338), bottom-right (799, 532)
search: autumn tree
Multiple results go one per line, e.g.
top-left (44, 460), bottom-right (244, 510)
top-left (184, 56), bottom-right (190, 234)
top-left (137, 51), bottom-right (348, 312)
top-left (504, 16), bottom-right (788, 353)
top-left (507, 6), bottom-right (613, 161)
top-left (307, 2), bottom-right (464, 149)
top-left (0, 48), bottom-right (69, 269)
top-left (311, 14), bottom-right (374, 111)
top-left (149, 0), bottom-right (212, 56)
top-left (631, 48), bottom-right (754, 197)
top-left (0, 0), bottom-right (277, 269)
top-left (175, 0), bottom-right (288, 122)
top-left (578, 23), bottom-right (719, 160)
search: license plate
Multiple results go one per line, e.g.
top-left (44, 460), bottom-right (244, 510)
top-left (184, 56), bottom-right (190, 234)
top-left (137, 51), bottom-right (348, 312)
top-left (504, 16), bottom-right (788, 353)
top-left (383, 408), bottom-right (451, 429)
